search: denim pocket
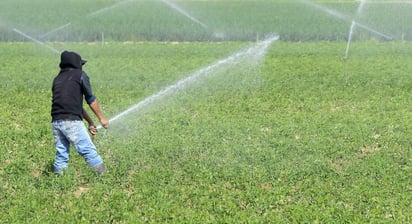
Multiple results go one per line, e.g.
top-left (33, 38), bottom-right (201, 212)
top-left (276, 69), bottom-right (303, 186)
top-left (65, 121), bottom-right (80, 143)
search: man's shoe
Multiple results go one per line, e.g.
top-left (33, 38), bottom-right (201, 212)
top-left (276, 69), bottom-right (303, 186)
top-left (93, 163), bottom-right (106, 175)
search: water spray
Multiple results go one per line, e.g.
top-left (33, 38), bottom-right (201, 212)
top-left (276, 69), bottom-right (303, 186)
top-left (39, 22), bottom-right (71, 40)
top-left (343, 21), bottom-right (356, 83)
top-left (353, 22), bottom-right (392, 40)
top-left (356, 0), bottom-right (367, 16)
top-left (345, 0), bottom-right (368, 61)
top-left (96, 35), bottom-right (279, 130)
top-left (87, 0), bottom-right (134, 18)
top-left (40, 0), bottom-right (134, 40)
top-left (161, 0), bottom-right (208, 29)
top-left (13, 28), bottom-right (61, 54)
top-left (343, 0), bottom-right (371, 83)
top-left (302, 0), bottom-right (392, 40)
top-left (303, 0), bottom-right (392, 83)
top-left (344, 21), bottom-right (356, 61)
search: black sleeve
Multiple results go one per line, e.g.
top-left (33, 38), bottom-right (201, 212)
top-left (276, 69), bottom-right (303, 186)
top-left (80, 72), bottom-right (96, 104)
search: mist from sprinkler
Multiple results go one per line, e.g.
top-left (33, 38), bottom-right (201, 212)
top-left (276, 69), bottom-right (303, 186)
top-left (88, 0), bottom-right (135, 18)
top-left (343, 0), bottom-right (368, 82)
top-left (161, 0), bottom-right (208, 29)
top-left (38, 0), bottom-right (219, 41)
top-left (13, 28), bottom-right (61, 54)
top-left (344, 21), bottom-right (356, 60)
top-left (345, 0), bottom-right (369, 60)
top-left (40, 0), bottom-right (211, 41)
top-left (39, 22), bottom-right (72, 39)
top-left (302, 0), bottom-right (392, 40)
top-left (356, 0), bottom-right (367, 15)
top-left (0, 18), bottom-right (5, 28)
top-left (160, 0), bottom-right (228, 39)
top-left (40, 0), bottom-right (135, 40)
top-left (96, 34), bottom-right (279, 129)
top-left (2, 17), bottom-right (61, 54)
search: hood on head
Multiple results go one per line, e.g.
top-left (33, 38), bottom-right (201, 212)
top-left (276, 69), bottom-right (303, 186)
top-left (59, 51), bottom-right (87, 69)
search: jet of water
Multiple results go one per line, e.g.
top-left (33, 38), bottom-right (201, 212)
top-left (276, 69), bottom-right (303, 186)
top-left (40, 22), bottom-right (71, 39)
top-left (97, 35), bottom-right (279, 129)
top-left (87, 0), bottom-right (135, 18)
top-left (302, 0), bottom-right (392, 40)
top-left (343, 20), bottom-right (356, 83)
top-left (345, 0), bottom-right (368, 60)
top-left (352, 21), bottom-right (392, 40)
top-left (40, 0), bottom-right (135, 40)
top-left (13, 28), bottom-right (61, 54)
top-left (344, 21), bottom-right (356, 60)
top-left (356, 0), bottom-right (367, 16)
top-left (161, 0), bottom-right (208, 29)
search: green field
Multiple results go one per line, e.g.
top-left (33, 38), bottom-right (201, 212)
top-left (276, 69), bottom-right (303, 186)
top-left (1, 0), bottom-right (412, 41)
top-left (1, 0), bottom-right (412, 223)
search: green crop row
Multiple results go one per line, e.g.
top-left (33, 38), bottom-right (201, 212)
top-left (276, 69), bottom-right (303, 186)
top-left (1, 40), bottom-right (411, 222)
top-left (1, 0), bottom-right (411, 41)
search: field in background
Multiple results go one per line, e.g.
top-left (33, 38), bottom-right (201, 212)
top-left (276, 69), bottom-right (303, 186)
top-left (0, 0), bottom-right (412, 41)
top-left (1, 0), bottom-right (411, 223)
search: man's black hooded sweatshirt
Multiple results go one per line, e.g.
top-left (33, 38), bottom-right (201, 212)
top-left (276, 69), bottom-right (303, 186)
top-left (51, 51), bottom-right (96, 121)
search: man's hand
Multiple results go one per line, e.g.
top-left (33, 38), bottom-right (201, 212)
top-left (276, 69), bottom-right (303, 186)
top-left (88, 125), bottom-right (98, 135)
top-left (100, 118), bottom-right (109, 129)
top-left (89, 100), bottom-right (109, 129)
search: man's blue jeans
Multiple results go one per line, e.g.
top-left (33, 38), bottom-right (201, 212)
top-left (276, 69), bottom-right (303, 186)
top-left (52, 120), bottom-right (103, 174)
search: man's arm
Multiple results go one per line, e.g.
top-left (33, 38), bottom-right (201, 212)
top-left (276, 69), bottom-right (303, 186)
top-left (80, 72), bottom-right (109, 129)
top-left (89, 99), bottom-right (109, 129)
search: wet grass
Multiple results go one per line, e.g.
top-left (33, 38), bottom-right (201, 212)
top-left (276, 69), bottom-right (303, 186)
top-left (1, 40), bottom-right (411, 223)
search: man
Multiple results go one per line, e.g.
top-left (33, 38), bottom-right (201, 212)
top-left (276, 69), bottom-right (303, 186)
top-left (51, 50), bottom-right (109, 175)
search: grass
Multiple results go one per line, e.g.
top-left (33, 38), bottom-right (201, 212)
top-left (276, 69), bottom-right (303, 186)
top-left (0, 40), bottom-right (411, 223)
top-left (0, 0), bottom-right (411, 222)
